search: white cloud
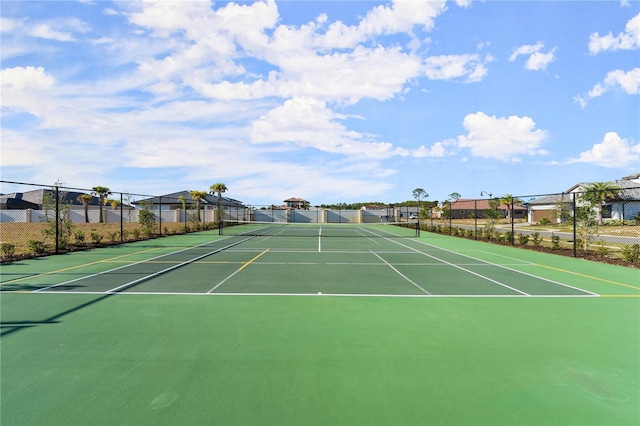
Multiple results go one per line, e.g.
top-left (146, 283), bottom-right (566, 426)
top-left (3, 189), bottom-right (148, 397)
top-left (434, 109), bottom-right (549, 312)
top-left (423, 54), bottom-right (489, 82)
top-left (412, 140), bottom-right (457, 158)
top-left (250, 97), bottom-right (409, 159)
top-left (589, 13), bottom-right (640, 54)
top-left (578, 67), bottom-right (640, 106)
top-left (1, 17), bottom-right (23, 32)
top-left (510, 42), bottom-right (556, 71)
top-left (124, 0), bottom-right (466, 105)
top-left (456, 112), bottom-right (548, 161)
top-left (455, 0), bottom-right (473, 8)
top-left (509, 42), bottom-right (544, 61)
top-left (0, 66), bottom-right (55, 91)
top-left (525, 48), bottom-right (556, 71)
top-left (568, 132), bottom-right (640, 167)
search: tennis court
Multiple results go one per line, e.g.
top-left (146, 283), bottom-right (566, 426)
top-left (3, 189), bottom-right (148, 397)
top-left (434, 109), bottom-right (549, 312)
top-left (1, 223), bottom-right (639, 425)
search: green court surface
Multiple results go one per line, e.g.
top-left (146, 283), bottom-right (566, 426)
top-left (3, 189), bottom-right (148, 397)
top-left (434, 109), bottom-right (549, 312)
top-left (1, 227), bottom-right (639, 425)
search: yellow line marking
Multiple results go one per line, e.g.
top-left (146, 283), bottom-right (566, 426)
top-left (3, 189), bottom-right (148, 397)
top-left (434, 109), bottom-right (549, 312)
top-left (599, 294), bottom-right (640, 298)
top-left (238, 249), bottom-right (270, 272)
top-left (0, 247), bottom-right (164, 285)
top-left (534, 263), bottom-right (640, 291)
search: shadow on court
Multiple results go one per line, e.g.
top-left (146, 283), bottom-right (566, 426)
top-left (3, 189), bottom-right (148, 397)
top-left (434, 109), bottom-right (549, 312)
top-left (0, 293), bottom-right (112, 337)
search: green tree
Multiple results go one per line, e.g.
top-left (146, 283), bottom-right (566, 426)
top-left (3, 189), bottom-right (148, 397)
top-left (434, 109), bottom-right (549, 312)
top-left (77, 194), bottom-right (93, 223)
top-left (484, 198), bottom-right (502, 239)
top-left (412, 188), bottom-right (428, 221)
top-left (581, 182), bottom-right (621, 225)
top-left (138, 201), bottom-right (156, 237)
top-left (42, 181), bottom-right (74, 249)
top-left (91, 186), bottom-right (111, 223)
top-left (210, 183), bottom-right (228, 225)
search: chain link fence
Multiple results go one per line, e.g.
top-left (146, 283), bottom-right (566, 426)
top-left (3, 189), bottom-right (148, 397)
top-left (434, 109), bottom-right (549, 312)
top-left (421, 187), bottom-right (640, 267)
top-left (0, 180), bottom-right (228, 260)
top-left (1, 180), bottom-right (639, 266)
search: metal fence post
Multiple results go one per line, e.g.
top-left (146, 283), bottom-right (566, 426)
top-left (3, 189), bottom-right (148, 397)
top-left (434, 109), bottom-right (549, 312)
top-left (55, 185), bottom-right (60, 254)
top-left (573, 192), bottom-right (577, 257)
top-left (511, 199), bottom-right (515, 246)
top-left (120, 192), bottom-right (124, 242)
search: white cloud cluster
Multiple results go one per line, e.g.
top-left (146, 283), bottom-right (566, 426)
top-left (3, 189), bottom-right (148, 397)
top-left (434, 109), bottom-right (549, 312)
top-left (251, 97), bottom-right (409, 159)
top-left (588, 13), bottom-right (640, 54)
top-left (456, 112), bottom-right (548, 162)
top-left (568, 132), bottom-right (640, 168)
top-left (509, 42), bottom-right (556, 71)
top-left (577, 13), bottom-right (639, 107)
top-left (575, 67), bottom-right (640, 107)
top-left (127, 0), bottom-right (487, 108)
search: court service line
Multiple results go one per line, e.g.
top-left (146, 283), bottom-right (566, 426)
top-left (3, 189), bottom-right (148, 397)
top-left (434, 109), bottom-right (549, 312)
top-left (34, 236), bottom-right (237, 293)
top-left (207, 249), bottom-right (270, 293)
top-left (411, 240), bottom-right (599, 296)
top-left (388, 239), bottom-right (530, 296)
top-left (33, 290), bottom-right (611, 298)
top-left (533, 264), bottom-right (640, 291)
top-left (369, 250), bottom-right (431, 295)
top-left (107, 237), bottom-right (255, 293)
top-left (1, 247), bottom-right (164, 286)
top-left (480, 249), bottom-right (639, 291)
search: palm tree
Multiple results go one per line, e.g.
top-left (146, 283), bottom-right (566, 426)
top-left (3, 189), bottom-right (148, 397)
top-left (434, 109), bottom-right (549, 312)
top-left (189, 190), bottom-right (208, 222)
top-left (77, 194), bottom-right (93, 223)
top-left (499, 194), bottom-right (523, 221)
top-left (582, 182), bottom-right (621, 225)
top-left (209, 183), bottom-right (228, 225)
top-left (91, 186), bottom-right (111, 223)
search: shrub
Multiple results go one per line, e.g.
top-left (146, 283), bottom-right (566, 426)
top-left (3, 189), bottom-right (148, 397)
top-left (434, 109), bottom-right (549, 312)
top-left (539, 217), bottom-right (551, 225)
top-left (90, 232), bottom-right (103, 244)
top-left (107, 231), bottom-right (119, 242)
top-left (622, 244), bottom-right (640, 264)
top-left (1, 243), bottom-right (16, 258)
top-left (531, 232), bottom-right (542, 247)
top-left (634, 213), bottom-right (640, 226)
top-left (132, 228), bottom-right (141, 239)
top-left (28, 240), bottom-right (47, 254)
top-left (517, 233), bottom-right (530, 246)
top-left (596, 242), bottom-right (611, 256)
top-left (74, 230), bottom-right (85, 243)
top-left (551, 234), bottom-right (561, 250)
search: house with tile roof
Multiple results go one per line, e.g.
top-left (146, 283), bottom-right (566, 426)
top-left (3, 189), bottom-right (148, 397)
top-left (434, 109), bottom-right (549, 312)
top-left (526, 173), bottom-right (640, 223)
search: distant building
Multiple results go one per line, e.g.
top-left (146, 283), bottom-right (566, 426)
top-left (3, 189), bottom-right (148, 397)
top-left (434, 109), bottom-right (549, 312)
top-left (447, 199), bottom-right (527, 220)
top-left (527, 173), bottom-right (640, 223)
top-left (133, 190), bottom-right (244, 211)
top-left (0, 189), bottom-right (102, 210)
top-left (283, 197), bottom-right (310, 209)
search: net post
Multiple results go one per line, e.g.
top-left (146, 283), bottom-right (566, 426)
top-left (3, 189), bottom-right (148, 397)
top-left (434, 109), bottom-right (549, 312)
top-left (219, 219), bottom-right (223, 236)
top-left (416, 220), bottom-right (420, 237)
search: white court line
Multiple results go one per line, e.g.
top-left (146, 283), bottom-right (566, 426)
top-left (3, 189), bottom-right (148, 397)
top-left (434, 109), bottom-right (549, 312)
top-left (410, 240), bottom-right (599, 297)
top-left (32, 290), bottom-right (599, 298)
top-left (33, 236), bottom-right (236, 293)
top-left (207, 248), bottom-right (270, 294)
top-left (387, 239), bottom-right (530, 296)
top-left (107, 237), bottom-right (256, 293)
top-left (369, 250), bottom-right (431, 295)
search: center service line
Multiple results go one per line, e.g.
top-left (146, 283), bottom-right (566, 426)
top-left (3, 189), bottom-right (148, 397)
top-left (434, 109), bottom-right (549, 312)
top-left (207, 248), bottom-right (270, 293)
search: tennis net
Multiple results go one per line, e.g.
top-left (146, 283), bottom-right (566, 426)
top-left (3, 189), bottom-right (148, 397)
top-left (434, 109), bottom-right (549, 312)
top-left (220, 220), bottom-right (419, 238)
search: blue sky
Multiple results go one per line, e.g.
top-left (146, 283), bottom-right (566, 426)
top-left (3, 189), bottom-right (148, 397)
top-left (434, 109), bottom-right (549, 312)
top-left (1, 0), bottom-right (639, 206)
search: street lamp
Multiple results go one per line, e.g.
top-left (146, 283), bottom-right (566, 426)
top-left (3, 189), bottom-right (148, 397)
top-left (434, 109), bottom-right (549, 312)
top-left (480, 191), bottom-right (493, 198)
